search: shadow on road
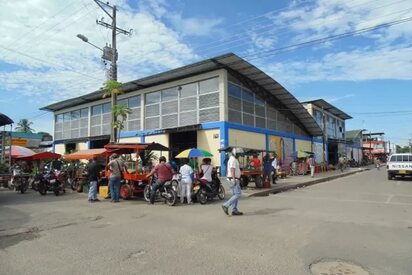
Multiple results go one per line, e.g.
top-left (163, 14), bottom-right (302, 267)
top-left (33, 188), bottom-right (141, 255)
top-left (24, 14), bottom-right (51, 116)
top-left (246, 207), bottom-right (293, 216)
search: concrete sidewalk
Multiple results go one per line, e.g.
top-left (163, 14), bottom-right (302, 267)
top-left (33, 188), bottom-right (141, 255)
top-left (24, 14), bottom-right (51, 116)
top-left (221, 166), bottom-right (371, 198)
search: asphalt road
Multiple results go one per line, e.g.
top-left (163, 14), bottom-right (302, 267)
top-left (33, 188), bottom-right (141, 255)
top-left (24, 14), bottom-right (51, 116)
top-left (1, 168), bottom-right (411, 275)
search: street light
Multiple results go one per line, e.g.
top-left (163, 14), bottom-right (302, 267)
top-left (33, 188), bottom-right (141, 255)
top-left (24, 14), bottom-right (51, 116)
top-left (76, 34), bottom-right (103, 51)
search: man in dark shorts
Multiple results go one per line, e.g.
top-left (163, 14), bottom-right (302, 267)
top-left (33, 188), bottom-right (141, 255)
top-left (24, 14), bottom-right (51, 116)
top-left (146, 156), bottom-right (174, 204)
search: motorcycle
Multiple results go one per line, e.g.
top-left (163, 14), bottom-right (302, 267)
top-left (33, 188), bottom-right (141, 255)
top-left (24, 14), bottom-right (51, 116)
top-left (192, 176), bottom-right (225, 205)
top-left (10, 166), bottom-right (28, 194)
top-left (38, 169), bottom-right (66, 196)
top-left (144, 176), bottom-right (177, 206)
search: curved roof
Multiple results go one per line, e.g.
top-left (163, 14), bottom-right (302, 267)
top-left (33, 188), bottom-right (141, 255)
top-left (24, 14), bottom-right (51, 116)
top-left (0, 113), bottom-right (13, 126)
top-left (41, 53), bottom-right (323, 136)
top-left (303, 99), bottom-right (352, 120)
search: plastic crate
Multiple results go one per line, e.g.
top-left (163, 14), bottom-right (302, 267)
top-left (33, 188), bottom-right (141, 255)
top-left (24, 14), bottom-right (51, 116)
top-left (99, 186), bottom-right (108, 198)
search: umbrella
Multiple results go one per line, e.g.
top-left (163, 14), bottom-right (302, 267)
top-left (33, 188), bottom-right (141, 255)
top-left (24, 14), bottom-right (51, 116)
top-left (5, 145), bottom-right (35, 158)
top-left (0, 113), bottom-right (13, 127)
top-left (17, 151), bottom-right (61, 161)
top-left (175, 148), bottom-right (213, 158)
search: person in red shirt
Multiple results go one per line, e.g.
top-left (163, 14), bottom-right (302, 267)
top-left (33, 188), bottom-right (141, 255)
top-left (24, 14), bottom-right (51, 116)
top-left (250, 155), bottom-right (261, 169)
top-left (146, 156), bottom-right (175, 204)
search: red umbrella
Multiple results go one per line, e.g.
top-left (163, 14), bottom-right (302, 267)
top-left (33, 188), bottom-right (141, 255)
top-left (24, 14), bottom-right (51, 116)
top-left (5, 145), bottom-right (35, 158)
top-left (17, 151), bottom-right (61, 161)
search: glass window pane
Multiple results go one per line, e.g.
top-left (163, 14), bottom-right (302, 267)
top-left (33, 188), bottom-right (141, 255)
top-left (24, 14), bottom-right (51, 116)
top-left (56, 114), bottom-right (63, 123)
top-left (162, 87), bottom-right (178, 101)
top-left (92, 105), bottom-right (102, 116)
top-left (179, 83), bottom-right (197, 98)
top-left (63, 112), bottom-right (71, 121)
top-left (117, 99), bottom-right (128, 107)
top-left (242, 89), bottom-right (254, 103)
top-left (199, 77), bottom-right (219, 94)
top-left (80, 108), bottom-right (88, 118)
top-left (129, 96), bottom-right (140, 108)
top-left (102, 103), bottom-right (111, 113)
top-left (255, 96), bottom-right (264, 106)
top-left (145, 91), bottom-right (160, 105)
top-left (228, 83), bottom-right (241, 98)
top-left (71, 110), bottom-right (80, 120)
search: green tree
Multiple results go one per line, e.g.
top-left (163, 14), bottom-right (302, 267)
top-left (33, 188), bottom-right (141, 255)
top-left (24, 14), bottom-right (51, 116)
top-left (112, 104), bottom-right (132, 143)
top-left (103, 80), bottom-right (123, 143)
top-left (15, 119), bottom-right (35, 133)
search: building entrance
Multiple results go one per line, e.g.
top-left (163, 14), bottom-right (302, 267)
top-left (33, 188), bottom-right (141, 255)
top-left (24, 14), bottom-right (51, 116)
top-left (169, 131), bottom-right (197, 161)
top-left (90, 138), bottom-right (110, 149)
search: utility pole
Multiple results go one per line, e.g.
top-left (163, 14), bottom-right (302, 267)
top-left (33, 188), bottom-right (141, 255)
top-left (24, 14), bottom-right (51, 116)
top-left (93, 0), bottom-right (132, 143)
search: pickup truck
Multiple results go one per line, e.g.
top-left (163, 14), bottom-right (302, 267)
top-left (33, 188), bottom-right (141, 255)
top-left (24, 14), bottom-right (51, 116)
top-left (387, 153), bottom-right (412, 180)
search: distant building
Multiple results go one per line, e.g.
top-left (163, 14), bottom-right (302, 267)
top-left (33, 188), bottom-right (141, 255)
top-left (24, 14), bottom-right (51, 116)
top-left (363, 132), bottom-right (387, 160)
top-left (302, 99), bottom-right (352, 165)
top-left (345, 129), bottom-right (364, 163)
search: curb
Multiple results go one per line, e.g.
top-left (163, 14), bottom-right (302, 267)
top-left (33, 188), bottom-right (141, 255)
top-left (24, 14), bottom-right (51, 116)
top-left (248, 168), bottom-right (369, 197)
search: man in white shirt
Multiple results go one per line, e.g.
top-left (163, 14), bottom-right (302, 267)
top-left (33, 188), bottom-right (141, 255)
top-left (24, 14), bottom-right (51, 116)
top-left (271, 156), bottom-right (278, 184)
top-left (222, 148), bottom-right (243, 216)
top-left (179, 158), bottom-right (194, 204)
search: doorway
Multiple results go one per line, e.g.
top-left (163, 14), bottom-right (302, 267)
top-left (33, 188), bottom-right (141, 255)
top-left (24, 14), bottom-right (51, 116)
top-left (169, 131), bottom-right (197, 161)
top-left (90, 138), bottom-right (110, 149)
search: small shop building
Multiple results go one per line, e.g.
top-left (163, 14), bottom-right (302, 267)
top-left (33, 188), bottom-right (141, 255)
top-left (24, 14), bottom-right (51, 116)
top-left (41, 53), bottom-right (323, 174)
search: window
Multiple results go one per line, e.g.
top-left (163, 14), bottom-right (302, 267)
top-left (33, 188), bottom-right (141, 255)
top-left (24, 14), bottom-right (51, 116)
top-left (71, 110), bottom-right (80, 120)
top-left (80, 108), bottom-right (88, 118)
top-left (63, 112), bottom-right (71, 121)
top-left (199, 77), bottom-right (218, 94)
top-left (92, 105), bottom-right (102, 116)
top-left (129, 96), bottom-right (140, 108)
top-left (102, 103), bottom-right (111, 114)
top-left (242, 89), bottom-right (254, 103)
top-left (162, 88), bottom-right (178, 101)
top-left (145, 91), bottom-right (160, 104)
top-left (228, 83), bottom-right (241, 98)
top-left (56, 114), bottom-right (63, 123)
top-left (179, 83), bottom-right (197, 98)
top-left (117, 99), bottom-right (128, 107)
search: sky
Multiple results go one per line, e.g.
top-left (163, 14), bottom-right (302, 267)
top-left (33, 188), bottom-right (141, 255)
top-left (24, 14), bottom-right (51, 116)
top-left (0, 0), bottom-right (411, 146)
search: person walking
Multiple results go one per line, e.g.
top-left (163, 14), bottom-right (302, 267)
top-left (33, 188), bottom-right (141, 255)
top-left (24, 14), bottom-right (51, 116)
top-left (179, 158), bottom-right (193, 204)
top-left (263, 154), bottom-right (273, 185)
top-left (146, 156), bottom-right (174, 205)
top-left (87, 157), bottom-right (100, 202)
top-left (271, 155), bottom-right (278, 184)
top-left (106, 153), bottom-right (127, 203)
top-left (307, 155), bottom-right (315, 178)
top-left (222, 148), bottom-right (243, 216)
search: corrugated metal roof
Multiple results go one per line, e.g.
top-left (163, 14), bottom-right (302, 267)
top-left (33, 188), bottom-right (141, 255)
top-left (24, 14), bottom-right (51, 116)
top-left (41, 53), bottom-right (323, 136)
top-left (303, 99), bottom-right (352, 120)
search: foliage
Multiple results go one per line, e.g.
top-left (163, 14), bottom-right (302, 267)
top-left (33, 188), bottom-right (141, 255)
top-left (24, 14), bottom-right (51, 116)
top-left (102, 80), bottom-right (123, 99)
top-left (140, 150), bottom-right (158, 167)
top-left (112, 104), bottom-right (132, 142)
top-left (15, 119), bottom-right (35, 133)
top-left (396, 145), bottom-right (411, 153)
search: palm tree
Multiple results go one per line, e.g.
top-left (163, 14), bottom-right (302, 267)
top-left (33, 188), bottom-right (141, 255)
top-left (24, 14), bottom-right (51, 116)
top-left (112, 104), bottom-right (132, 143)
top-left (103, 80), bottom-right (123, 143)
top-left (15, 119), bottom-right (35, 133)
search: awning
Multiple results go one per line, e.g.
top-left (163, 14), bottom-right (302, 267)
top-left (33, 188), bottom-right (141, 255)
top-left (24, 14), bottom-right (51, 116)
top-left (63, 148), bottom-right (106, 160)
top-left (104, 142), bottom-right (170, 152)
top-left (0, 113), bottom-right (13, 127)
top-left (17, 151), bottom-right (61, 161)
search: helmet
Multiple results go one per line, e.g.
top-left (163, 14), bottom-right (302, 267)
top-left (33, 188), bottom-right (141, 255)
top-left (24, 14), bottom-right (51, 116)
top-left (159, 156), bottom-right (167, 162)
top-left (111, 153), bottom-right (118, 159)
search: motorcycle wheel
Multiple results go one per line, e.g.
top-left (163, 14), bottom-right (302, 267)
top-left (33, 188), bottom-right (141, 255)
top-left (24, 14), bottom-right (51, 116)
top-left (38, 182), bottom-right (47, 195)
top-left (20, 179), bottom-right (27, 194)
top-left (217, 185), bottom-right (225, 200)
top-left (165, 189), bottom-right (177, 206)
top-left (75, 180), bottom-right (83, 193)
top-left (54, 182), bottom-right (60, 196)
top-left (197, 191), bottom-right (208, 205)
top-left (171, 180), bottom-right (179, 194)
top-left (68, 178), bottom-right (76, 191)
top-left (143, 185), bottom-right (151, 202)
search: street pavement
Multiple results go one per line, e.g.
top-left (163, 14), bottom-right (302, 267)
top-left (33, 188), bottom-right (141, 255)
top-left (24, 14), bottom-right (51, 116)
top-left (1, 168), bottom-right (411, 275)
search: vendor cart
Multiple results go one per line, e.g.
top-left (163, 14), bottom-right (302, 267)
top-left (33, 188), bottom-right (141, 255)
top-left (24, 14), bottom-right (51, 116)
top-left (104, 142), bottom-right (170, 200)
top-left (63, 148), bottom-right (106, 192)
top-left (219, 147), bottom-right (268, 188)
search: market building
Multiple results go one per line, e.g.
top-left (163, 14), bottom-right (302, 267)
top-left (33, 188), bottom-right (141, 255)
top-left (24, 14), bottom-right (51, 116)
top-left (345, 129), bottom-right (364, 163)
top-left (302, 99), bottom-right (352, 165)
top-left (41, 53), bottom-right (323, 174)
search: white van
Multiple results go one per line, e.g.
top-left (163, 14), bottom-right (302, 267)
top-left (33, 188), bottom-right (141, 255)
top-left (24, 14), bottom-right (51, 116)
top-left (387, 153), bottom-right (412, 180)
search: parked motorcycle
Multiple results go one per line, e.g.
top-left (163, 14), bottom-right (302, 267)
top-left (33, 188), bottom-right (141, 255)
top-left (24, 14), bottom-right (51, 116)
top-left (38, 169), bottom-right (66, 196)
top-left (192, 176), bottom-right (225, 205)
top-left (10, 166), bottom-right (28, 194)
top-left (144, 176), bottom-right (177, 206)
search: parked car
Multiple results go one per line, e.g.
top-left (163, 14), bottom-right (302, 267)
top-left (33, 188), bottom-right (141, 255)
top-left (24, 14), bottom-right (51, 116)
top-left (387, 153), bottom-right (412, 180)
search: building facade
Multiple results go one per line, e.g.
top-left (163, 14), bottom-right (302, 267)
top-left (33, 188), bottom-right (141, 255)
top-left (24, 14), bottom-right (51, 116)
top-left (303, 99), bottom-right (352, 165)
top-left (42, 54), bottom-right (323, 174)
